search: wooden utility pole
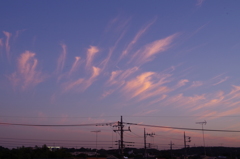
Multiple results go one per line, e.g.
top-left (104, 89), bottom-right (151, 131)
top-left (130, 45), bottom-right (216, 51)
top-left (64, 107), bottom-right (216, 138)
top-left (169, 141), bottom-right (174, 159)
top-left (144, 128), bottom-right (155, 159)
top-left (184, 132), bottom-right (191, 159)
top-left (113, 116), bottom-right (131, 159)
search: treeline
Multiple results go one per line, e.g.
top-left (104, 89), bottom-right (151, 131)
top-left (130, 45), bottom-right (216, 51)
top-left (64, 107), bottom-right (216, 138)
top-left (0, 145), bottom-right (72, 159)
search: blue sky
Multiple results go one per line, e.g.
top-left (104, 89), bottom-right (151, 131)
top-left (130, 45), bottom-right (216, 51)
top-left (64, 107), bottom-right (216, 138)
top-left (1, 0), bottom-right (240, 149)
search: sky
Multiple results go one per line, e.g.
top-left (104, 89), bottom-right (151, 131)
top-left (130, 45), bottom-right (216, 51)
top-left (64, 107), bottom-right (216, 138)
top-left (0, 0), bottom-right (240, 150)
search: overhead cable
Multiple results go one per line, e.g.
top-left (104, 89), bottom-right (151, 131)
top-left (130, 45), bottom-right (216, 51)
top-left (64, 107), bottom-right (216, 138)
top-left (124, 122), bottom-right (240, 132)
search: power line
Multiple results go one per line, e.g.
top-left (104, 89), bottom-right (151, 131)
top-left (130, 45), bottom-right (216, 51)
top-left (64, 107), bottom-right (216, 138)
top-left (0, 121), bottom-right (117, 127)
top-left (124, 122), bottom-right (240, 132)
top-left (1, 121), bottom-right (240, 132)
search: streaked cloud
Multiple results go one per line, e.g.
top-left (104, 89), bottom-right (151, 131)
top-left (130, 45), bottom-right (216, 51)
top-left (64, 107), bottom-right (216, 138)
top-left (163, 93), bottom-right (206, 109)
top-left (0, 38), bottom-right (3, 47)
top-left (56, 43), bottom-right (67, 73)
top-left (107, 67), bottom-right (139, 86)
top-left (196, 0), bottom-right (206, 6)
top-left (69, 56), bottom-right (81, 75)
top-left (8, 51), bottom-right (45, 90)
top-left (121, 72), bottom-right (171, 101)
top-left (100, 31), bottom-right (125, 70)
top-left (3, 31), bottom-right (11, 58)
top-left (86, 46), bottom-right (99, 69)
top-left (190, 81), bottom-right (203, 88)
top-left (62, 66), bottom-right (100, 92)
top-left (175, 79), bottom-right (189, 88)
top-left (122, 72), bottom-right (155, 98)
top-left (82, 66), bottom-right (101, 91)
top-left (129, 33), bottom-right (178, 65)
top-left (120, 19), bottom-right (156, 60)
top-left (101, 89), bottom-right (114, 99)
top-left (62, 78), bottom-right (84, 92)
top-left (213, 76), bottom-right (229, 86)
top-left (14, 29), bottom-right (25, 40)
top-left (133, 109), bottom-right (159, 116)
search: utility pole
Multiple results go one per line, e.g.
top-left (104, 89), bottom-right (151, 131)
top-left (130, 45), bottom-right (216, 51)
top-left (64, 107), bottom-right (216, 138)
top-left (91, 130), bottom-right (101, 158)
top-left (113, 116), bottom-right (131, 159)
top-left (184, 132), bottom-right (191, 159)
top-left (169, 141), bottom-right (174, 159)
top-left (196, 120), bottom-right (207, 157)
top-left (144, 128), bottom-right (155, 159)
top-left (144, 128), bottom-right (146, 158)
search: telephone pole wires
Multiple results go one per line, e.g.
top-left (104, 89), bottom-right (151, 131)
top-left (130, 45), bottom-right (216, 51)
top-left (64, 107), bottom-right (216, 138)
top-left (113, 116), bottom-right (131, 159)
top-left (196, 120), bottom-right (207, 156)
top-left (184, 132), bottom-right (191, 159)
top-left (169, 141), bottom-right (174, 159)
top-left (144, 128), bottom-right (155, 159)
top-left (91, 130), bottom-right (101, 158)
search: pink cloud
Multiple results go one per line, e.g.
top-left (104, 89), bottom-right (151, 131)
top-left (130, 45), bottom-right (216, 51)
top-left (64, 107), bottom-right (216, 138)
top-left (213, 76), bottom-right (229, 86)
top-left (83, 66), bottom-right (101, 90)
top-left (3, 31), bottom-right (11, 59)
top-left (69, 56), bottom-right (81, 75)
top-left (14, 29), bottom-right (25, 40)
top-left (101, 89), bottom-right (114, 99)
top-left (192, 91), bottom-right (224, 111)
top-left (136, 109), bottom-right (159, 116)
top-left (107, 67), bottom-right (139, 86)
top-left (8, 51), bottom-right (45, 90)
top-left (120, 19), bottom-right (156, 59)
top-left (228, 85), bottom-right (240, 96)
top-left (175, 79), bottom-right (189, 88)
top-left (86, 46), bottom-right (99, 69)
top-left (122, 72), bottom-right (155, 98)
top-left (121, 72), bottom-right (171, 101)
top-left (130, 33), bottom-right (178, 65)
top-left (0, 38), bottom-right (3, 47)
top-left (62, 66), bottom-right (100, 92)
top-left (56, 44), bottom-right (67, 73)
top-left (100, 31), bottom-right (125, 70)
top-left (62, 78), bottom-right (84, 92)
top-left (163, 93), bottom-right (206, 109)
top-left (148, 94), bottom-right (168, 105)
top-left (190, 81), bottom-right (203, 88)
top-left (196, 0), bottom-right (206, 6)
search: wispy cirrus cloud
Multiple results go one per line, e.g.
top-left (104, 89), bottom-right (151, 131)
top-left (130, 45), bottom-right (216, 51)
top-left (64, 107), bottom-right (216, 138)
top-left (163, 93), bottom-right (206, 109)
top-left (129, 33), bottom-right (178, 65)
top-left (62, 66), bottom-right (101, 92)
top-left (119, 19), bottom-right (156, 60)
top-left (212, 76), bottom-right (229, 86)
top-left (121, 72), bottom-right (172, 101)
top-left (14, 29), bottom-right (25, 40)
top-left (69, 56), bottom-right (81, 75)
top-left (62, 78), bottom-right (84, 92)
top-left (56, 44), bottom-right (67, 73)
top-left (100, 31), bottom-right (125, 71)
top-left (86, 46), bottom-right (99, 69)
top-left (190, 81), bottom-right (204, 88)
top-left (8, 51), bottom-right (45, 90)
top-left (101, 89), bottom-right (115, 99)
top-left (107, 67), bottom-right (139, 86)
top-left (3, 31), bottom-right (11, 59)
top-left (175, 79), bottom-right (189, 89)
top-left (122, 72), bottom-right (155, 98)
top-left (0, 38), bottom-right (3, 47)
top-left (161, 84), bottom-right (240, 119)
top-left (196, 0), bottom-right (206, 6)
top-left (83, 66), bottom-right (101, 90)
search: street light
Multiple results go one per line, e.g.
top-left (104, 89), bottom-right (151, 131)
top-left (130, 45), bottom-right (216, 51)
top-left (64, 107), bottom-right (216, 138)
top-left (91, 130), bottom-right (101, 158)
top-left (196, 120), bottom-right (207, 156)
